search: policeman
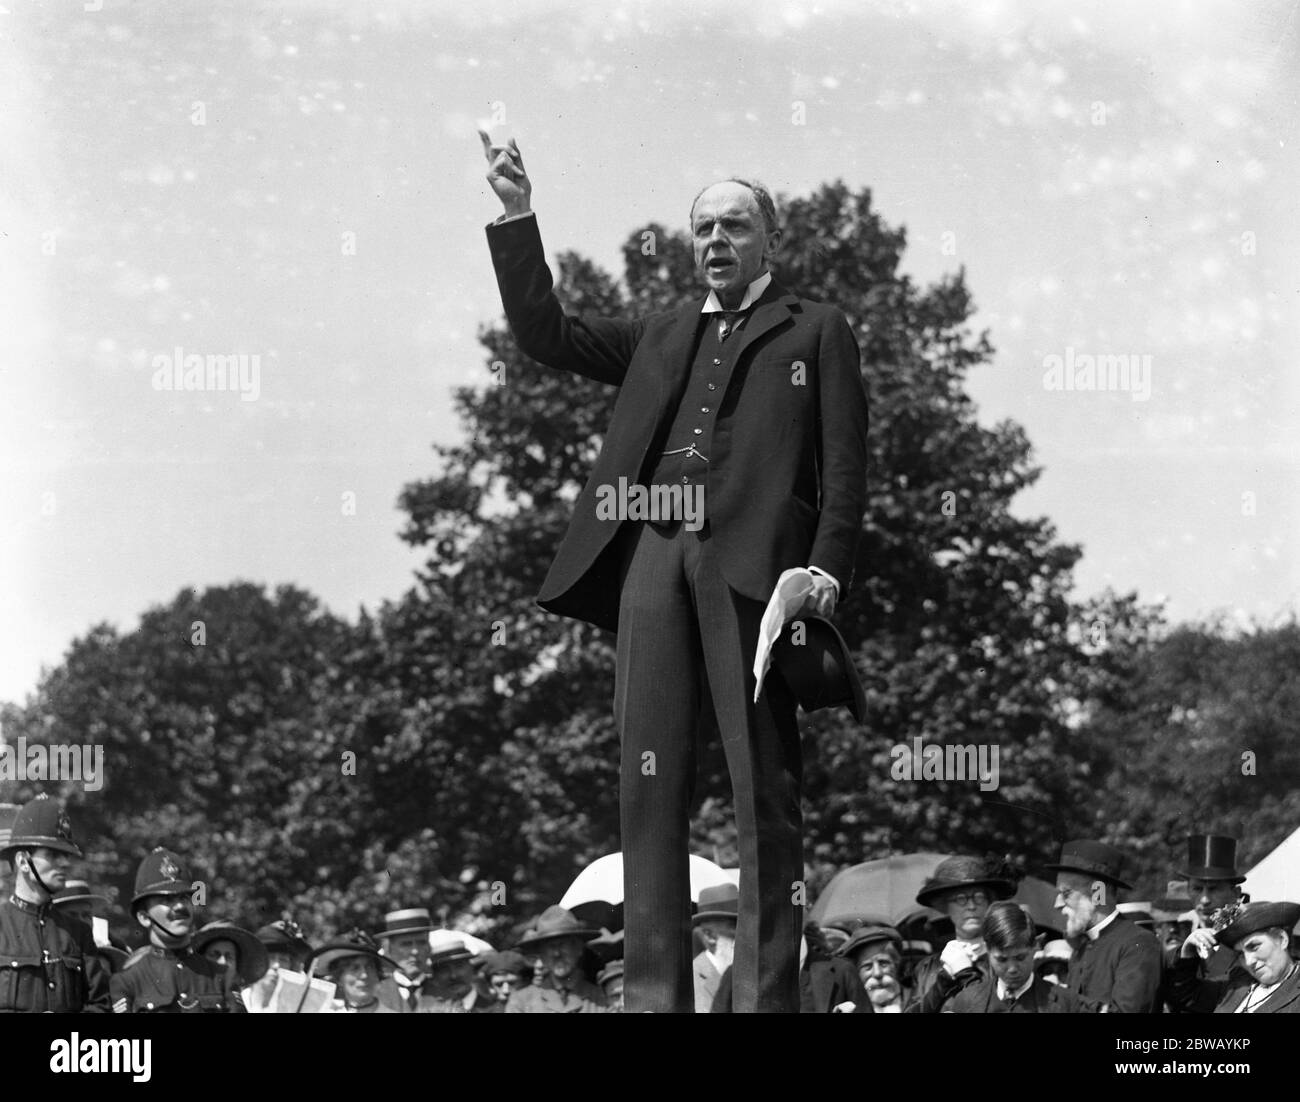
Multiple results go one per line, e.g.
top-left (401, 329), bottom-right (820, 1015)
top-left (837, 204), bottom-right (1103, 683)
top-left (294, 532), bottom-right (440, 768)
top-left (0, 794), bottom-right (112, 1012)
top-left (110, 848), bottom-right (246, 1013)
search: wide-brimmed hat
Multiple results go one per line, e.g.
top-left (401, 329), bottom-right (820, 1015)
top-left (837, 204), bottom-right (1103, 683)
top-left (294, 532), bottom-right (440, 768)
top-left (772, 616), bottom-right (867, 722)
top-left (131, 848), bottom-right (195, 905)
top-left (916, 856), bottom-right (1018, 909)
top-left (375, 907), bottom-right (437, 940)
top-left (192, 921), bottom-right (270, 985)
top-left (1043, 840), bottom-right (1132, 891)
top-left (308, 928), bottom-right (399, 977)
top-left (836, 924), bottom-right (903, 960)
top-left (1213, 901), bottom-right (1300, 949)
top-left (691, 883), bottom-right (740, 925)
top-left (52, 879), bottom-right (109, 909)
top-left (515, 906), bottom-right (600, 950)
top-left (1182, 834), bottom-right (1246, 884)
top-left (0, 795), bottom-right (83, 861)
top-left (255, 918), bottom-right (312, 960)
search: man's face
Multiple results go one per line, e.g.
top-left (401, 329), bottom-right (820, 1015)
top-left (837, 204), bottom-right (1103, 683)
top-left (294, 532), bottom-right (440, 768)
top-left (429, 958), bottom-right (475, 999)
top-left (941, 888), bottom-right (992, 939)
top-left (385, 933), bottom-right (429, 978)
top-left (203, 938), bottom-right (240, 983)
top-left (1236, 930), bottom-right (1291, 987)
top-left (699, 919), bottom-right (737, 968)
top-left (855, 948), bottom-right (902, 1008)
top-left (1055, 875), bottom-right (1100, 939)
top-left (488, 970), bottom-right (524, 1003)
top-left (22, 847), bottom-right (73, 894)
top-left (336, 956), bottom-right (379, 1005)
top-left (538, 937), bottom-right (584, 981)
top-left (1189, 878), bottom-right (1239, 922)
top-left (603, 976), bottom-right (624, 1010)
top-left (138, 893), bottom-right (195, 940)
top-left (691, 182), bottom-right (778, 307)
top-left (988, 944), bottom-right (1035, 992)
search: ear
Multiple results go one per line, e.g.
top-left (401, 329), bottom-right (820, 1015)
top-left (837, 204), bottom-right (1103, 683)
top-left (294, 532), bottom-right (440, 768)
top-left (763, 229), bottom-right (782, 262)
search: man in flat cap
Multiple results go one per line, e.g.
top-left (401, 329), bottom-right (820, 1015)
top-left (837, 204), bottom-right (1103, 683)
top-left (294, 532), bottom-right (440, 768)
top-left (1168, 901), bottom-right (1300, 1013)
top-left (478, 948), bottom-right (532, 1012)
top-left (0, 794), bottom-right (111, 1012)
top-left (837, 924), bottom-right (907, 1012)
top-left (1047, 839), bottom-right (1162, 1013)
top-left (111, 847), bottom-right (245, 1013)
top-left (692, 883), bottom-right (738, 1013)
top-left (506, 906), bottom-right (608, 1013)
top-left (480, 131), bottom-right (869, 1013)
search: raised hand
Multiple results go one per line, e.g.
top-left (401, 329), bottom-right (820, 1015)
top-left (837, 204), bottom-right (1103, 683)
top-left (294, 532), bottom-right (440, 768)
top-left (478, 129), bottom-right (531, 216)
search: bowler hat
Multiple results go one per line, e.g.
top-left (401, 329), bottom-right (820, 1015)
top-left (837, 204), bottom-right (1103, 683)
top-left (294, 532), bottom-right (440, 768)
top-left (52, 879), bottom-right (109, 909)
top-left (1213, 901), bottom-right (1300, 948)
top-left (515, 906), bottom-right (600, 950)
top-left (691, 883), bottom-right (740, 925)
top-left (836, 924), bottom-right (903, 960)
top-left (1043, 840), bottom-right (1132, 891)
top-left (131, 848), bottom-right (194, 904)
top-left (192, 920), bottom-right (271, 986)
top-left (308, 928), bottom-right (398, 977)
top-left (916, 855), bottom-right (1018, 909)
top-left (771, 617), bottom-right (867, 722)
top-left (375, 907), bottom-right (437, 940)
top-left (1182, 834), bottom-right (1246, 884)
top-left (0, 794), bottom-right (83, 861)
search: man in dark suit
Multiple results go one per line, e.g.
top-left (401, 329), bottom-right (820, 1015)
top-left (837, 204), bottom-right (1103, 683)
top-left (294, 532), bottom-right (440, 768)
top-left (479, 132), bottom-right (870, 1013)
top-left (1046, 839), bottom-right (1163, 1013)
top-left (1162, 833), bottom-right (1246, 1012)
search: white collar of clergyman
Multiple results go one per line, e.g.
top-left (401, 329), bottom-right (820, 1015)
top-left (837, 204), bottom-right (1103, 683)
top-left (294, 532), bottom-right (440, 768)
top-left (1086, 908), bottom-right (1120, 941)
top-left (701, 271), bottom-right (772, 314)
top-left (997, 974), bottom-right (1035, 1002)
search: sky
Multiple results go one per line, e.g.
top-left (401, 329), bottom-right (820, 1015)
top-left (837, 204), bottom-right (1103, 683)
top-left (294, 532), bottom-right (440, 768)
top-left (1, 0), bottom-right (1297, 703)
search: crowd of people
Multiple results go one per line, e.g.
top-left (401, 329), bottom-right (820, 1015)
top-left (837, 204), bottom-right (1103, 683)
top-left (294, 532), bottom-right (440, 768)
top-left (2, 794), bottom-right (1297, 1013)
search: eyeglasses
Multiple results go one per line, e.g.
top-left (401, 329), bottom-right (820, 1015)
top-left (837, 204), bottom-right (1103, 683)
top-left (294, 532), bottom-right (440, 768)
top-left (945, 891), bottom-right (991, 908)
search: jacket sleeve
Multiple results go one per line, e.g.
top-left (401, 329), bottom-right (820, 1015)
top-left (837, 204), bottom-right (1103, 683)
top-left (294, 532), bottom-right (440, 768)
top-left (80, 949), bottom-right (113, 1013)
top-left (809, 310), bottom-right (869, 592)
top-left (1106, 934), bottom-right (1163, 1013)
top-left (109, 970), bottom-right (133, 1014)
top-left (1165, 955), bottom-right (1229, 1014)
top-left (486, 213), bottom-right (647, 387)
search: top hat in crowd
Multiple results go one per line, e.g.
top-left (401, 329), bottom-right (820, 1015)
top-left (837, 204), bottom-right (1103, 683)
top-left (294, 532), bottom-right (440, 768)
top-left (1182, 834), bottom-right (1246, 884)
top-left (692, 883), bottom-right (740, 926)
top-left (771, 616), bottom-right (867, 722)
top-left (916, 855), bottom-right (1018, 910)
top-left (515, 906), bottom-right (600, 951)
top-left (256, 918), bottom-right (313, 960)
top-left (192, 920), bottom-right (271, 986)
top-left (0, 795), bottom-right (83, 861)
top-left (1212, 901), bottom-right (1300, 949)
top-left (375, 907), bottom-right (437, 940)
top-left (835, 924), bottom-right (903, 961)
top-left (131, 848), bottom-right (194, 905)
top-left (52, 879), bottom-right (110, 909)
top-left (1043, 840), bottom-right (1132, 891)
top-left (308, 928), bottom-right (399, 977)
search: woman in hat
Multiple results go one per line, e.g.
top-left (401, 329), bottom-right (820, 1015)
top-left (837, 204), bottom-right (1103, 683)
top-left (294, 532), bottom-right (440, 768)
top-left (945, 902), bottom-right (1083, 1013)
top-left (1169, 901), bottom-right (1300, 1014)
top-left (906, 855), bottom-right (1018, 1013)
top-left (193, 920), bottom-right (270, 1004)
top-left (244, 918), bottom-right (313, 1012)
top-left (310, 929), bottom-right (400, 1014)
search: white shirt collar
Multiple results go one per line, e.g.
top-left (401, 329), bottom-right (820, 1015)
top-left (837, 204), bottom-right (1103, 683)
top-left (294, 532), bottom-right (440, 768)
top-left (996, 974), bottom-right (1035, 1002)
top-left (701, 271), bottom-right (772, 314)
top-left (1085, 908), bottom-right (1120, 941)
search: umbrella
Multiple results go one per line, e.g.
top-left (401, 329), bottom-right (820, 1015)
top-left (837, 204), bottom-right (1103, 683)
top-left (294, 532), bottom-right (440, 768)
top-left (811, 852), bottom-right (950, 928)
top-left (813, 853), bottom-right (1064, 935)
top-left (560, 852), bottom-right (736, 910)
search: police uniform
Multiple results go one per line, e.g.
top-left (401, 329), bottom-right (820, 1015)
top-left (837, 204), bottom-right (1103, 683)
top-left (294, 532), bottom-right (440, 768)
top-left (109, 848), bottom-right (245, 1014)
top-left (0, 795), bottom-right (112, 1013)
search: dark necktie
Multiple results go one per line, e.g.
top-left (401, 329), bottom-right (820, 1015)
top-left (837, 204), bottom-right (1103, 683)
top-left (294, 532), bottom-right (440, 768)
top-left (718, 310), bottom-right (743, 342)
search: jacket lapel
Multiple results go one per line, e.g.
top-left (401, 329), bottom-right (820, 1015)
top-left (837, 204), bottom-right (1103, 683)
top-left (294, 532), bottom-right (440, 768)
top-left (654, 305), bottom-right (710, 418)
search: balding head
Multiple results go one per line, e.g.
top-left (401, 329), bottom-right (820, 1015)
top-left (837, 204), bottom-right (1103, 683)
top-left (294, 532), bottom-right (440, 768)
top-left (690, 179), bottom-right (782, 309)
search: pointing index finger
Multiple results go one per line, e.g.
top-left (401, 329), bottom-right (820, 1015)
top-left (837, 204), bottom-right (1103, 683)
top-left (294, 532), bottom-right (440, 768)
top-left (477, 128), bottom-right (494, 160)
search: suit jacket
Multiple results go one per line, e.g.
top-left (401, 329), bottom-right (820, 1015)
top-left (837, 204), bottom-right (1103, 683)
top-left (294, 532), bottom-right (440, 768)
top-left (376, 975), bottom-right (442, 1014)
top-left (709, 957), bottom-right (872, 1013)
top-left (1167, 956), bottom-right (1300, 1014)
top-left (944, 974), bottom-right (1085, 1013)
top-left (693, 951), bottom-right (722, 1014)
top-left (1065, 914), bottom-right (1163, 1013)
top-left (487, 214), bottom-right (870, 632)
